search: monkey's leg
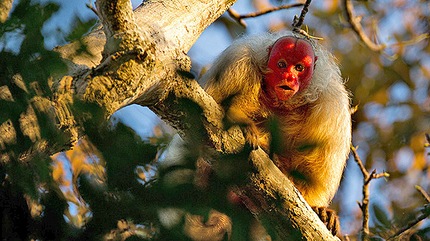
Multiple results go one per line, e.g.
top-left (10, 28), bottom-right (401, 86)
top-left (312, 207), bottom-right (341, 236)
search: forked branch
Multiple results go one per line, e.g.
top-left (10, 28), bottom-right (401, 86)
top-left (351, 145), bottom-right (389, 240)
top-left (342, 0), bottom-right (385, 52)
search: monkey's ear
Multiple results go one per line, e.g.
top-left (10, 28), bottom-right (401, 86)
top-left (267, 45), bottom-right (273, 54)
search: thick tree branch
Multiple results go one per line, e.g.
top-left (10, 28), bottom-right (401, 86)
top-left (0, 0), bottom-right (13, 23)
top-left (243, 148), bottom-right (340, 240)
top-left (55, 0), bottom-right (237, 117)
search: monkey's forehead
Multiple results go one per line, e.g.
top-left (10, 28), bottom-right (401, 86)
top-left (273, 36), bottom-right (314, 50)
top-left (270, 36), bottom-right (316, 59)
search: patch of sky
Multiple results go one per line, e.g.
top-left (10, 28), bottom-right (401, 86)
top-left (388, 81), bottom-right (411, 103)
top-left (111, 105), bottom-right (168, 141)
top-left (364, 102), bottom-right (384, 120)
top-left (35, 0), bottom-right (96, 49)
top-left (383, 104), bottom-right (412, 125)
top-left (364, 61), bottom-right (380, 79)
top-left (188, 22), bottom-right (233, 73)
top-left (356, 121), bottom-right (377, 140)
top-left (0, 29), bottom-right (25, 54)
top-left (338, 157), bottom-right (363, 234)
top-left (394, 146), bottom-right (414, 172)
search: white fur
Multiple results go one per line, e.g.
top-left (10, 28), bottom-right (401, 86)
top-left (201, 32), bottom-right (351, 207)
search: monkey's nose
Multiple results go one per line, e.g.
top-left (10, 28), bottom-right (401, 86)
top-left (283, 72), bottom-right (298, 82)
top-left (287, 75), bottom-right (298, 82)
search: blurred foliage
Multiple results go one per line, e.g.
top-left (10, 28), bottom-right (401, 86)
top-left (0, 1), bottom-right (69, 240)
top-left (1, 0), bottom-right (430, 240)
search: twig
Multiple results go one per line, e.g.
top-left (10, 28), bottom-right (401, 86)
top-left (342, 0), bottom-right (385, 52)
top-left (343, 0), bottom-right (429, 56)
top-left (415, 185), bottom-right (430, 203)
top-left (292, 0), bottom-right (311, 30)
top-left (387, 204), bottom-right (430, 240)
top-left (351, 145), bottom-right (390, 240)
top-left (344, 234), bottom-right (351, 241)
top-left (239, 3), bottom-right (304, 19)
top-left (226, 8), bottom-right (247, 27)
top-left (290, 0), bottom-right (323, 40)
top-left (86, 2), bottom-right (99, 17)
top-left (387, 185), bottom-right (430, 240)
top-left (227, 3), bottom-right (304, 28)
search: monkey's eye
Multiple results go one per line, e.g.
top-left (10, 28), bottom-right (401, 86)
top-left (277, 60), bottom-right (287, 69)
top-left (295, 64), bottom-right (305, 72)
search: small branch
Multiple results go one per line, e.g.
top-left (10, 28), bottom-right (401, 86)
top-left (387, 185), bottom-right (430, 240)
top-left (342, 0), bottom-right (385, 52)
top-left (387, 204), bottom-right (430, 240)
top-left (351, 145), bottom-right (389, 240)
top-left (226, 8), bottom-right (247, 27)
top-left (415, 185), bottom-right (430, 203)
top-left (290, 0), bottom-right (323, 40)
top-left (351, 145), bottom-right (368, 177)
top-left (343, 0), bottom-right (429, 55)
top-left (227, 3), bottom-right (304, 28)
top-left (391, 33), bottom-right (430, 49)
top-left (292, 0), bottom-right (312, 30)
top-left (86, 2), bottom-right (99, 18)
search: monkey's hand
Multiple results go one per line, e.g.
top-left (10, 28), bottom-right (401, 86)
top-left (225, 107), bottom-right (260, 149)
top-left (242, 123), bottom-right (260, 150)
top-left (312, 207), bottom-right (341, 236)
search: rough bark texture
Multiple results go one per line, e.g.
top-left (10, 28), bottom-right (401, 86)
top-left (1, 0), bottom-right (340, 240)
top-left (244, 149), bottom-right (339, 240)
top-left (0, 0), bottom-right (13, 23)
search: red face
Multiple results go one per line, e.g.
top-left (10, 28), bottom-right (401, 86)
top-left (263, 36), bottom-right (316, 102)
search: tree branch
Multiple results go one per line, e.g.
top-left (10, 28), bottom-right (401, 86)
top-left (292, 0), bottom-right (311, 30)
top-left (387, 204), bottom-right (430, 240)
top-left (227, 3), bottom-right (304, 28)
top-left (291, 0), bottom-right (323, 40)
top-left (342, 0), bottom-right (429, 54)
top-left (416, 185), bottom-right (430, 203)
top-left (342, 0), bottom-right (385, 52)
top-left (351, 145), bottom-right (389, 240)
top-left (0, 0), bottom-right (13, 23)
top-left (242, 148), bottom-right (340, 240)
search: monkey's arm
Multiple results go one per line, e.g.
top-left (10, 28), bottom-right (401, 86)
top-left (202, 42), bottom-right (268, 149)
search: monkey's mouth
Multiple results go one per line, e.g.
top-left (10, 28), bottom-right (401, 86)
top-left (279, 85), bottom-right (293, 91)
top-left (275, 84), bottom-right (298, 101)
